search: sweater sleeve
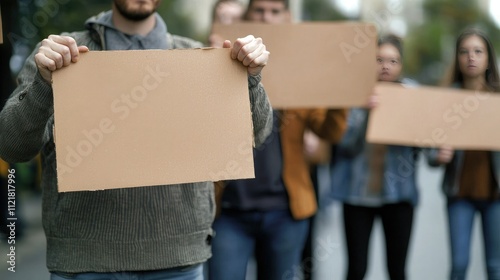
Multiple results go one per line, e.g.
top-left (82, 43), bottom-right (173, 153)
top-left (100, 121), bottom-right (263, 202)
top-left (247, 74), bottom-right (273, 148)
top-left (0, 44), bottom-right (54, 163)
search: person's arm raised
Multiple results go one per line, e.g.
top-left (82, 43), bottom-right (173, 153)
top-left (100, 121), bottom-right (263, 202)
top-left (0, 35), bottom-right (88, 163)
top-left (35, 35), bottom-right (89, 83)
top-left (224, 35), bottom-right (269, 77)
top-left (222, 35), bottom-right (272, 147)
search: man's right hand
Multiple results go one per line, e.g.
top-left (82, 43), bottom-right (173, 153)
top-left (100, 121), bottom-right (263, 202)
top-left (34, 35), bottom-right (89, 83)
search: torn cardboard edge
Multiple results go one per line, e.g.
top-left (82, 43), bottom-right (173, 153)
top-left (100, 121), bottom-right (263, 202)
top-left (52, 48), bottom-right (256, 192)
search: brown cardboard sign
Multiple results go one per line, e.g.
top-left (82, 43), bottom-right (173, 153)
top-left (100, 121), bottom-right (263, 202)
top-left (52, 49), bottom-right (255, 192)
top-left (212, 22), bottom-right (377, 109)
top-left (366, 82), bottom-right (500, 150)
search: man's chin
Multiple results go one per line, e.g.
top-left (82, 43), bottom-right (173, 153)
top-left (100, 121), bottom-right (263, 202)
top-left (126, 12), bottom-right (155, 21)
top-left (115, 2), bottom-right (156, 21)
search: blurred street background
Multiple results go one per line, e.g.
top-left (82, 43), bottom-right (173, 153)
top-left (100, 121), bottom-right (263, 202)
top-left (1, 0), bottom-right (498, 279)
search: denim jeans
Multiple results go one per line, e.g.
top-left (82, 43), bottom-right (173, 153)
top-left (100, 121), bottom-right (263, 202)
top-left (447, 199), bottom-right (500, 280)
top-left (50, 264), bottom-right (203, 280)
top-left (208, 209), bottom-right (310, 280)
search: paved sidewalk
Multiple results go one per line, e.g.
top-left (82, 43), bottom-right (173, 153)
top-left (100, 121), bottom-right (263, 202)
top-left (0, 195), bottom-right (49, 280)
top-left (311, 158), bottom-right (486, 280)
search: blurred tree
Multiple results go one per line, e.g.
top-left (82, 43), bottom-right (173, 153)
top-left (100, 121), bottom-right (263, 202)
top-left (405, 0), bottom-right (499, 85)
top-left (157, 1), bottom-right (198, 41)
top-left (16, 0), bottom-right (197, 48)
top-left (0, 0), bottom-right (18, 108)
top-left (302, 0), bottom-right (348, 21)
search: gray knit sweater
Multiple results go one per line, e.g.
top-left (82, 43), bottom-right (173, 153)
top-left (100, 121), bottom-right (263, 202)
top-left (0, 14), bottom-right (272, 273)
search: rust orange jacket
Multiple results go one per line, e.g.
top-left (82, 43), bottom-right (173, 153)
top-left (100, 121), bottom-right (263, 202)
top-left (216, 108), bottom-right (347, 220)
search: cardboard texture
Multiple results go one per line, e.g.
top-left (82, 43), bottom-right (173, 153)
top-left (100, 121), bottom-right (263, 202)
top-left (52, 49), bottom-right (255, 192)
top-left (366, 83), bottom-right (500, 150)
top-left (212, 22), bottom-right (377, 108)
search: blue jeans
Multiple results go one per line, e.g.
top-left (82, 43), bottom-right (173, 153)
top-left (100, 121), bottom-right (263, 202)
top-left (50, 264), bottom-right (203, 280)
top-left (208, 209), bottom-right (310, 280)
top-left (447, 199), bottom-right (500, 280)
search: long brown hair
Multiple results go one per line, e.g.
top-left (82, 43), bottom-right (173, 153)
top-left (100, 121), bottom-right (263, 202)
top-left (451, 28), bottom-right (500, 92)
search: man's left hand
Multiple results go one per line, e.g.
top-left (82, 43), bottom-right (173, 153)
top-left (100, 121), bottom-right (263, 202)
top-left (223, 35), bottom-right (270, 77)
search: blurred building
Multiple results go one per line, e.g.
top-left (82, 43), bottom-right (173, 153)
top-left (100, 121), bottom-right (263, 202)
top-left (347, 0), bottom-right (499, 38)
top-left (358, 0), bottom-right (424, 37)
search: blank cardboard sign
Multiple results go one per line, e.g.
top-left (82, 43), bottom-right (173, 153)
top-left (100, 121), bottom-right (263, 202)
top-left (213, 22), bottom-right (377, 108)
top-left (366, 83), bottom-right (500, 150)
top-left (52, 49), bottom-right (254, 192)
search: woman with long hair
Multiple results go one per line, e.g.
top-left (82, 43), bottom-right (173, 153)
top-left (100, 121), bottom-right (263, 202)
top-left (431, 28), bottom-right (500, 280)
top-left (331, 34), bottom-right (419, 280)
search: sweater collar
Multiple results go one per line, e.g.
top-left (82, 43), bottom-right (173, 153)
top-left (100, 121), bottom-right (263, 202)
top-left (85, 10), bottom-right (168, 50)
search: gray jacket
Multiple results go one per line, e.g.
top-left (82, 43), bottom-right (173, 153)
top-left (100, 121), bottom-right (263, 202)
top-left (0, 13), bottom-right (272, 273)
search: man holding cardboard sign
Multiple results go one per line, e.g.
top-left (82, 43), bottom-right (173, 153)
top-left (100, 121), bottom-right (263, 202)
top-left (0, 0), bottom-right (273, 279)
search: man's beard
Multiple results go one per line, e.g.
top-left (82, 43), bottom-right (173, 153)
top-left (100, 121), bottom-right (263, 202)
top-left (114, 0), bottom-right (159, 21)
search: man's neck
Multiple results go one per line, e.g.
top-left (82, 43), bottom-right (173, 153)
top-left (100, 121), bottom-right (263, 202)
top-left (111, 7), bottom-right (156, 36)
